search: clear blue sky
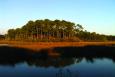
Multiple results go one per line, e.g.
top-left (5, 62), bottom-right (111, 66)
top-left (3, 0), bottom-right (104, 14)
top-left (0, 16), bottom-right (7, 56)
top-left (0, 0), bottom-right (115, 35)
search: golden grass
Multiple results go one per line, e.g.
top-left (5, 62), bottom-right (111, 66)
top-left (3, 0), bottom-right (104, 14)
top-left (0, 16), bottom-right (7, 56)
top-left (0, 40), bottom-right (115, 51)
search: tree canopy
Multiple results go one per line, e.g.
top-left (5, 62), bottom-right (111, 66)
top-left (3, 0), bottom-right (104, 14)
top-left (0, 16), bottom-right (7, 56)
top-left (6, 19), bottom-right (115, 42)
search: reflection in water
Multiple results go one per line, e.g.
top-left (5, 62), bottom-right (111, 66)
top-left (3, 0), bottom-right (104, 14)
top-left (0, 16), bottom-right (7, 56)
top-left (56, 68), bottom-right (72, 77)
top-left (0, 45), bottom-right (115, 67)
top-left (0, 45), bottom-right (115, 77)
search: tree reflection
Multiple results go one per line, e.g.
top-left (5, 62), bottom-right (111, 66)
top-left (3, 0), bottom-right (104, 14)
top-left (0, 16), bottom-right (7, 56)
top-left (56, 68), bottom-right (72, 77)
top-left (0, 45), bottom-right (115, 68)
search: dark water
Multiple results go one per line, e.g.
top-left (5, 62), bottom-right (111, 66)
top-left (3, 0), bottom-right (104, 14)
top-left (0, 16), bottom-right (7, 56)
top-left (0, 45), bottom-right (115, 77)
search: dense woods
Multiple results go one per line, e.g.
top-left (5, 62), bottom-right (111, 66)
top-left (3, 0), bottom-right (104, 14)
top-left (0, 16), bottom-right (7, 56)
top-left (2, 19), bottom-right (115, 42)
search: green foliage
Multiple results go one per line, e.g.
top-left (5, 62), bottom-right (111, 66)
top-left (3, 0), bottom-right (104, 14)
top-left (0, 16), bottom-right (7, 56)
top-left (8, 29), bottom-right (16, 40)
top-left (6, 19), bottom-right (115, 42)
top-left (0, 35), bottom-right (5, 40)
top-left (76, 30), bottom-right (109, 41)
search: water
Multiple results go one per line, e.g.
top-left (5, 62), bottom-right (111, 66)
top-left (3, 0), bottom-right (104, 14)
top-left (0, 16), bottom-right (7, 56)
top-left (0, 58), bottom-right (115, 77)
top-left (0, 45), bottom-right (115, 77)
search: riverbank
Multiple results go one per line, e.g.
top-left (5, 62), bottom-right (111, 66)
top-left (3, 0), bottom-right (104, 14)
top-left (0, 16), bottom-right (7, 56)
top-left (0, 40), bottom-right (115, 50)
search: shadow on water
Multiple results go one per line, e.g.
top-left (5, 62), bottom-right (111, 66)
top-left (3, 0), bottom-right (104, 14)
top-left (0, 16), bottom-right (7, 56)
top-left (0, 45), bottom-right (115, 77)
top-left (53, 45), bottom-right (115, 62)
top-left (0, 45), bottom-right (115, 67)
top-left (0, 46), bottom-right (75, 67)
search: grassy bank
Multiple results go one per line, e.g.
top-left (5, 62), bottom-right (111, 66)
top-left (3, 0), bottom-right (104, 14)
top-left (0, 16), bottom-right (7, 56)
top-left (0, 40), bottom-right (115, 50)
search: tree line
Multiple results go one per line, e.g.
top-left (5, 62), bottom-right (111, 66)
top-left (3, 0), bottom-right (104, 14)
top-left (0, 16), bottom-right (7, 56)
top-left (0, 35), bottom-right (5, 40)
top-left (4, 19), bottom-right (115, 42)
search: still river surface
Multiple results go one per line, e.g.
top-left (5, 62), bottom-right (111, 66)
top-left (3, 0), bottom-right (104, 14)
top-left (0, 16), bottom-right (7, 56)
top-left (0, 45), bottom-right (115, 77)
top-left (0, 58), bottom-right (115, 77)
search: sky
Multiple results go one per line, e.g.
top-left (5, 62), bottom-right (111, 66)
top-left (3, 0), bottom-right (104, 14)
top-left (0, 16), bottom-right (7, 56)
top-left (0, 0), bottom-right (115, 35)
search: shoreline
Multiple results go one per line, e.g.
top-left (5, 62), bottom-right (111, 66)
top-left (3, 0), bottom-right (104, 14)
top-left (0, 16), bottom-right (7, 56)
top-left (0, 40), bottom-right (115, 50)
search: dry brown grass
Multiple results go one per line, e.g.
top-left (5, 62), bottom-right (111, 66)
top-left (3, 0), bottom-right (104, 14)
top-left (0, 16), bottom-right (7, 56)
top-left (0, 40), bottom-right (115, 51)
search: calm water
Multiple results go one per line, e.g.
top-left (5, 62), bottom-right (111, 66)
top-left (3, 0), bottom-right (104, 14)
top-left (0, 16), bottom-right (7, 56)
top-left (0, 58), bottom-right (115, 77)
top-left (0, 45), bottom-right (115, 77)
